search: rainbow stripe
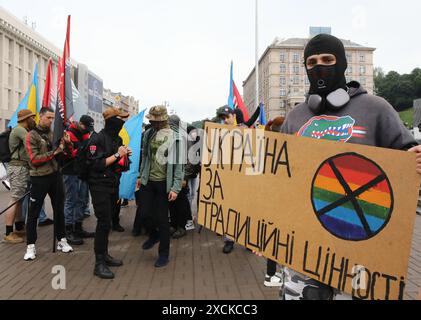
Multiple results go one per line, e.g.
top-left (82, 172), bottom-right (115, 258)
top-left (312, 154), bottom-right (392, 241)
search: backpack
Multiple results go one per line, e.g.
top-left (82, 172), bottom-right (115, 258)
top-left (74, 132), bottom-right (96, 181)
top-left (0, 129), bottom-right (13, 163)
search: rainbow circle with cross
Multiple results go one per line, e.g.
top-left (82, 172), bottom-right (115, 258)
top-left (311, 153), bottom-right (394, 242)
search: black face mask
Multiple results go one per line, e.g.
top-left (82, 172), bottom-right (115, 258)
top-left (307, 65), bottom-right (338, 95)
top-left (105, 117), bottom-right (125, 136)
top-left (304, 34), bottom-right (348, 96)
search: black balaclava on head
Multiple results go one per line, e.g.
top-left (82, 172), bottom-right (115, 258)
top-left (304, 34), bottom-right (348, 96)
top-left (105, 116), bottom-right (125, 137)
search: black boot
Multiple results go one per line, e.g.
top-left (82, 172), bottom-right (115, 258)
top-left (105, 253), bottom-right (123, 267)
top-left (94, 254), bottom-right (115, 279)
top-left (65, 225), bottom-right (84, 246)
top-left (75, 222), bottom-right (95, 239)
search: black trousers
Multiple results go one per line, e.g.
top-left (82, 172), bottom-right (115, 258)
top-left (267, 259), bottom-right (277, 277)
top-left (27, 172), bottom-right (65, 245)
top-left (140, 181), bottom-right (170, 258)
top-left (169, 186), bottom-right (192, 229)
top-left (90, 187), bottom-right (119, 255)
top-left (132, 190), bottom-right (145, 232)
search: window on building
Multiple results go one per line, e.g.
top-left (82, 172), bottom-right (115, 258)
top-left (293, 53), bottom-right (300, 63)
top-left (280, 64), bottom-right (286, 74)
top-left (360, 65), bottom-right (366, 75)
top-left (360, 54), bottom-right (365, 62)
top-left (294, 87), bottom-right (299, 93)
top-left (280, 89), bottom-right (286, 97)
top-left (360, 77), bottom-right (366, 86)
top-left (19, 45), bottom-right (24, 67)
top-left (8, 64), bottom-right (12, 86)
top-left (8, 38), bottom-right (13, 62)
top-left (7, 89), bottom-right (12, 109)
top-left (280, 52), bottom-right (285, 63)
top-left (28, 50), bottom-right (33, 70)
top-left (293, 76), bottom-right (300, 85)
top-left (293, 65), bottom-right (299, 74)
top-left (280, 77), bottom-right (286, 86)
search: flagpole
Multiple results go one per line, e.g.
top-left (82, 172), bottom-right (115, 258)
top-left (255, 0), bottom-right (259, 110)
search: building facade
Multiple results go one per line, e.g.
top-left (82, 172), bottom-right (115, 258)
top-left (103, 88), bottom-right (140, 128)
top-left (77, 63), bottom-right (104, 132)
top-left (243, 29), bottom-right (376, 121)
top-left (0, 7), bottom-right (65, 130)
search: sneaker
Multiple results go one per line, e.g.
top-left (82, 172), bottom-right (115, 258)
top-left (154, 256), bottom-right (169, 268)
top-left (2, 180), bottom-right (11, 190)
top-left (57, 238), bottom-right (74, 253)
top-left (4, 232), bottom-right (24, 244)
top-left (264, 273), bottom-right (284, 287)
top-left (172, 227), bottom-right (187, 239)
top-left (185, 220), bottom-right (195, 231)
top-left (24, 244), bottom-right (36, 261)
top-left (121, 199), bottom-right (129, 207)
top-left (14, 229), bottom-right (26, 237)
top-left (38, 218), bottom-right (54, 227)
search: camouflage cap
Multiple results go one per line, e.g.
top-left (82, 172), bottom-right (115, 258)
top-left (146, 105), bottom-right (169, 122)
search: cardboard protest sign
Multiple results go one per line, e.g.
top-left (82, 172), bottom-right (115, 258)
top-left (198, 123), bottom-right (420, 300)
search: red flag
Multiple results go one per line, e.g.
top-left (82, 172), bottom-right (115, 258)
top-left (42, 58), bottom-right (55, 109)
top-left (233, 81), bottom-right (250, 122)
top-left (57, 15), bottom-right (74, 124)
top-left (54, 16), bottom-right (74, 147)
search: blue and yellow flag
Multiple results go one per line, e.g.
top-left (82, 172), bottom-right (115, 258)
top-left (9, 64), bottom-right (40, 128)
top-left (119, 109), bottom-right (146, 200)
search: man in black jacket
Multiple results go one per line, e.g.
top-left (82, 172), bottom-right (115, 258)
top-left (87, 108), bottom-right (131, 279)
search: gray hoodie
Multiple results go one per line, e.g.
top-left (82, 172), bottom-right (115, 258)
top-left (281, 82), bottom-right (417, 150)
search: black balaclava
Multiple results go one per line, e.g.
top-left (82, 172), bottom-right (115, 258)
top-left (105, 116), bottom-right (125, 136)
top-left (304, 34), bottom-right (348, 96)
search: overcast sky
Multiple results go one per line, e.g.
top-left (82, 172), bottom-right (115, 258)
top-left (1, 0), bottom-right (420, 122)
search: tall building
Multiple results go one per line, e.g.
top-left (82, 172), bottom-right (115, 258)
top-left (0, 7), bottom-right (64, 130)
top-left (243, 27), bottom-right (376, 121)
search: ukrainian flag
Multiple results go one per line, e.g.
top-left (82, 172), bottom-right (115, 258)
top-left (119, 109), bottom-right (146, 200)
top-left (9, 64), bottom-right (40, 128)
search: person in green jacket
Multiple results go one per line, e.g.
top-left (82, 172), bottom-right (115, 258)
top-left (138, 105), bottom-right (184, 268)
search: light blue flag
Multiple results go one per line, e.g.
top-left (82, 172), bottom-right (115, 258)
top-left (9, 64), bottom-right (40, 128)
top-left (227, 61), bottom-right (234, 109)
top-left (119, 109), bottom-right (146, 200)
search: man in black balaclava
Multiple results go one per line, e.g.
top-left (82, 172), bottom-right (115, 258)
top-left (280, 34), bottom-right (420, 300)
top-left (86, 108), bottom-right (131, 279)
top-left (304, 34), bottom-right (348, 113)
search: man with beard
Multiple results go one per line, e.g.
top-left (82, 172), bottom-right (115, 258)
top-left (87, 108), bottom-right (131, 279)
top-left (24, 107), bottom-right (74, 261)
top-left (3, 110), bottom-right (36, 243)
top-left (280, 34), bottom-right (420, 300)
